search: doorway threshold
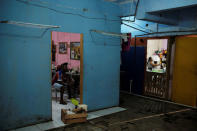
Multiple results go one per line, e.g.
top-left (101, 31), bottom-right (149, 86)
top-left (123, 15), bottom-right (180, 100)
top-left (13, 107), bottom-right (126, 131)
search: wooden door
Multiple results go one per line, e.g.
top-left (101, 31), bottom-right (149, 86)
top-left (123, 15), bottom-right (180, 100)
top-left (172, 37), bottom-right (197, 107)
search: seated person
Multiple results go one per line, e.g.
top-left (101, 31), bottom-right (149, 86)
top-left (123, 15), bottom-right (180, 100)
top-left (52, 65), bottom-right (67, 104)
top-left (147, 56), bottom-right (160, 70)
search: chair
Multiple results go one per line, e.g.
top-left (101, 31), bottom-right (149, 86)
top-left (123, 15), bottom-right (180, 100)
top-left (52, 83), bottom-right (63, 102)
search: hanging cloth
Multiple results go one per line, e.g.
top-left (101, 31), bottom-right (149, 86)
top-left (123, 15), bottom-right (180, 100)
top-left (122, 33), bottom-right (131, 51)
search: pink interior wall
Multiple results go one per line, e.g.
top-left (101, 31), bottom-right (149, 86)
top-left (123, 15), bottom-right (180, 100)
top-left (52, 31), bottom-right (80, 69)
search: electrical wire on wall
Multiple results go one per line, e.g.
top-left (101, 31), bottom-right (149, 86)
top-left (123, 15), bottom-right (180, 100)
top-left (16, 0), bottom-right (121, 22)
top-left (120, 0), bottom-right (139, 20)
top-left (121, 0), bottom-right (154, 33)
top-left (117, 0), bottom-right (138, 18)
top-left (89, 30), bottom-right (122, 46)
top-left (26, 0), bottom-right (84, 11)
top-left (122, 19), bottom-right (155, 33)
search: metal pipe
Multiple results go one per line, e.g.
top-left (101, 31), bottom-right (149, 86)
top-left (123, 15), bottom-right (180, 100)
top-left (133, 36), bottom-right (137, 91)
top-left (0, 20), bottom-right (60, 28)
top-left (120, 0), bottom-right (139, 22)
top-left (135, 29), bottom-right (197, 38)
top-left (130, 0), bottom-right (140, 22)
top-left (90, 29), bottom-right (129, 37)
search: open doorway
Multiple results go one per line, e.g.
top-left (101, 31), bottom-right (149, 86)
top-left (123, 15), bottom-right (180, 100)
top-left (144, 38), bottom-right (169, 99)
top-left (51, 31), bottom-right (83, 121)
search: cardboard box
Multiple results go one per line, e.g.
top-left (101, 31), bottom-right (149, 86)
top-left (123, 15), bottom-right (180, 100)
top-left (61, 109), bottom-right (87, 124)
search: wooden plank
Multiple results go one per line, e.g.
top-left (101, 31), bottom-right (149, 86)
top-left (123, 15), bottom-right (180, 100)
top-left (64, 118), bottom-right (87, 124)
top-left (80, 34), bottom-right (83, 104)
top-left (165, 37), bottom-right (174, 99)
top-left (61, 109), bottom-right (87, 119)
top-left (50, 31), bottom-right (53, 118)
top-left (61, 109), bottom-right (67, 122)
top-left (61, 109), bottom-right (87, 124)
top-left (65, 113), bottom-right (87, 119)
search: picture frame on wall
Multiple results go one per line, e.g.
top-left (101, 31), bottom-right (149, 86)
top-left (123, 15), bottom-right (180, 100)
top-left (59, 42), bottom-right (67, 54)
top-left (70, 42), bottom-right (80, 60)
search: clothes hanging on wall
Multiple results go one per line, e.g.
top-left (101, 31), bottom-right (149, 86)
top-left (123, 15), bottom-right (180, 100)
top-left (121, 33), bottom-right (131, 52)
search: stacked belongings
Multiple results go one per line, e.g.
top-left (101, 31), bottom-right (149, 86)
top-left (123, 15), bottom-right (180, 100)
top-left (61, 98), bottom-right (88, 124)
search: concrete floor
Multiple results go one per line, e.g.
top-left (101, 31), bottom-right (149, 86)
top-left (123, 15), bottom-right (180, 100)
top-left (13, 95), bottom-right (125, 131)
top-left (50, 93), bottom-right (197, 131)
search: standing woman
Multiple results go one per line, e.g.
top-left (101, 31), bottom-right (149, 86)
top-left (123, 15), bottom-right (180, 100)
top-left (61, 63), bottom-right (75, 99)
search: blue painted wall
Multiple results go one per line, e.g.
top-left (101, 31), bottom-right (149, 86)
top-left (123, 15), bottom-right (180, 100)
top-left (121, 16), bottom-right (156, 35)
top-left (121, 7), bottom-right (197, 36)
top-left (106, 0), bottom-right (138, 16)
top-left (0, 0), bottom-right (121, 130)
top-left (120, 47), bottom-right (135, 92)
top-left (136, 0), bottom-right (197, 25)
top-left (121, 46), bottom-right (145, 95)
top-left (119, 0), bottom-right (138, 16)
top-left (146, 0), bottom-right (197, 13)
top-left (119, 0), bottom-right (197, 32)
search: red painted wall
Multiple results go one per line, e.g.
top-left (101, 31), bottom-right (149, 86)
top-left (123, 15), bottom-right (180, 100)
top-left (131, 37), bottom-right (147, 46)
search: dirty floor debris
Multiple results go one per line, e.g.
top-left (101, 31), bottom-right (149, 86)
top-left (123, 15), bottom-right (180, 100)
top-left (50, 93), bottom-right (197, 131)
